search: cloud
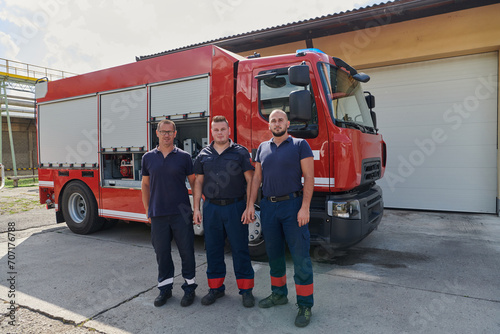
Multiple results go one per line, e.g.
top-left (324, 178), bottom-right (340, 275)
top-left (0, 31), bottom-right (21, 59)
top-left (1, 0), bottom-right (380, 74)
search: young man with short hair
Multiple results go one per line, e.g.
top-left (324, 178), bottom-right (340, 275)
top-left (193, 115), bottom-right (255, 307)
top-left (246, 109), bottom-right (315, 327)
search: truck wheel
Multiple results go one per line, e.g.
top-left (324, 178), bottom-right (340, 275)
top-left (62, 181), bottom-right (103, 234)
top-left (248, 210), bottom-right (267, 260)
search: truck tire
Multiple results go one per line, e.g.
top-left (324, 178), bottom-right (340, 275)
top-left (61, 181), bottom-right (103, 234)
top-left (248, 209), bottom-right (267, 260)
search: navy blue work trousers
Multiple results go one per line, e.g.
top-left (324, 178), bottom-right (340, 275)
top-left (150, 214), bottom-right (197, 293)
top-left (203, 199), bottom-right (254, 293)
top-left (260, 195), bottom-right (314, 307)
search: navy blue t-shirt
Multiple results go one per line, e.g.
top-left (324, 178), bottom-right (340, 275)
top-left (141, 147), bottom-right (193, 217)
top-left (255, 136), bottom-right (313, 197)
top-left (193, 141), bottom-right (254, 199)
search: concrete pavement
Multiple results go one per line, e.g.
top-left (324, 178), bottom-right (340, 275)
top-left (1, 208), bottom-right (499, 333)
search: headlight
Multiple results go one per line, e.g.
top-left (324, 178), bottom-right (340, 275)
top-left (327, 199), bottom-right (361, 219)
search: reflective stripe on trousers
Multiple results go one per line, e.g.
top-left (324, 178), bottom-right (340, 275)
top-left (260, 196), bottom-right (314, 307)
top-left (203, 199), bottom-right (254, 293)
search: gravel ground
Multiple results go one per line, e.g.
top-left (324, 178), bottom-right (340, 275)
top-left (0, 306), bottom-right (104, 334)
top-left (0, 185), bottom-right (45, 215)
top-left (0, 185), bottom-right (55, 233)
top-left (0, 185), bottom-right (104, 333)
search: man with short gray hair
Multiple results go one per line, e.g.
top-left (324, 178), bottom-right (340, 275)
top-left (141, 119), bottom-right (197, 308)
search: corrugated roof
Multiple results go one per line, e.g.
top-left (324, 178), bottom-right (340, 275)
top-left (137, 0), bottom-right (497, 61)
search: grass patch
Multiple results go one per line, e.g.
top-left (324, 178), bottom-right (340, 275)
top-left (2, 177), bottom-right (38, 188)
top-left (0, 177), bottom-right (43, 214)
top-left (0, 197), bottom-right (44, 215)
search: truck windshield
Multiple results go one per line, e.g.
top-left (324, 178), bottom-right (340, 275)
top-left (318, 62), bottom-right (375, 133)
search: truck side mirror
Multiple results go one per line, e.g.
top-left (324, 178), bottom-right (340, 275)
top-left (288, 64), bottom-right (310, 86)
top-left (365, 94), bottom-right (375, 109)
top-left (289, 89), bottom-right (312, 122)
top-left (353, 72), bottom-right (370, 83)
top-left (35, 78), bottom-right (48, 99)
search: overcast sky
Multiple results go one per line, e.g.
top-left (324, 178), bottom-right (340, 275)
top-left (1, 0), bottom-right (380, 75)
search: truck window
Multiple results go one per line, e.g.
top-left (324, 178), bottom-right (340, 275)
top-left (258, 69), bottom-right (318, 137)
top-left (318, 62), bottom-right (375, 133)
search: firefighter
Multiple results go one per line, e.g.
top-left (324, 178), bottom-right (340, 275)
top-left (141, 119), bottom-right (197, 307)
top-left (193, 115), bottom-right (255, 307)
top-left (245, 109), bottom-right (315, 327)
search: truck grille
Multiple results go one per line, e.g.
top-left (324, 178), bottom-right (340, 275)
top-left (361, 159), bottom-right (381, 183)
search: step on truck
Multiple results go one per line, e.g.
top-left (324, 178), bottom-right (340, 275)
top-left (36, 45), bottom-right (386, 258)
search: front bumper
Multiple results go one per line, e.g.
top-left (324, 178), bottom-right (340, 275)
top-left (309, 184), bottom-right (384, 249)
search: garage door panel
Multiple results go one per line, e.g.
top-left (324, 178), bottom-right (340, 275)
top-left (378, 99), bottom-right (497, 128)
top-left (382, 165), bottom-right (496, 190)
top-left (382, 186), bottom-right (496, 213)
top-left (374, 79), bottom-right (489, 107)
top-left (368, 53), bottom-right (496, 89)
top-left (366, 52), bottom-right (498, 213)
top-left (439, 123), bottom-right (497, 146)
top-left (383, 122), bottom-right (497, 148)
top-left (374, 75), bottom-right (495, 102)
top-left (379, 104), bottom-right (454, 128)
top-left (387, 145), bottom-right (497, 169)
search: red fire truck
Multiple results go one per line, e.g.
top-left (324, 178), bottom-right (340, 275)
top-left (36, 45), bottom-right (386, 257)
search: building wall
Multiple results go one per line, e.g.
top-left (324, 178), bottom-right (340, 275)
top-left (1, 117), bottom-right (37, 176)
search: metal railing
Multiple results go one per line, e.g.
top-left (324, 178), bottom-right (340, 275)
top-left (0, 58), bottom-right (78, 81)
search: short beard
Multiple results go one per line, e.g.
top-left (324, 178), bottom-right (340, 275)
top-left (271, 128), bottom-right (287, 137)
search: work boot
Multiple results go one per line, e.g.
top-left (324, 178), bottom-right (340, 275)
top-left (180, 291), bottom-right (195, 307)
top-left (241, 291), bottom-right (255, 308)
top-left (154, 289), bottom-right (172, 307)
top-left (201, 289), bottom-right (225, 305)
top-left (258, 292), bottom-right (288, 308)
top-left (295, 305), bottom-right (312, 327)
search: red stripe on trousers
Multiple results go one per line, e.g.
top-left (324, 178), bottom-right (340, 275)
top-left (208, 277), bottom-right (225, 289)
top-left (295, 283), bottom-right (314, 296)
top-left (271, 275), bottom-right (287, 287)
top-left (237, 278), bottom-right (254, 290)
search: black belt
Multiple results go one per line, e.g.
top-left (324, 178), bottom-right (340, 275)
top-left (207, 197), bottom-right (244, 206)
top-left (265, 191), bottom-right (302, 203)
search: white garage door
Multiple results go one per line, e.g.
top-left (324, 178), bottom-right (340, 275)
top-left (364, 52), bottom-right (498, 213)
